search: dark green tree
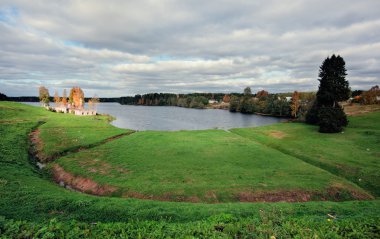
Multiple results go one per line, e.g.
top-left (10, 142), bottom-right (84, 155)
top-left (240, 97), bottom-right (255, 113)
top-left (316, 55), bottom-right (350, 107)
top-left (0, 92), bottom-right (7, 101)
top-left (243, 87), bottom-right (252, 96)
top-left (229, 95), bottom-right (240, 112)
top-left (306, 54), bottom-right (350, 133)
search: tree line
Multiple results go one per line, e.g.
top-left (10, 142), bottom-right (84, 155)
top-left (228, 88), bottom-right (315, 118)
top-left (119, 93), bottom-right (241, 109)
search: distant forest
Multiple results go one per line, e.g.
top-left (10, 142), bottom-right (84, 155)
top-left (3, 93), bottom-right (242, 108)
top-left (120, 93), bottom-right (243, 108)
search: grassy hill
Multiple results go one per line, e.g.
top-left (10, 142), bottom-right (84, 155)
top-left (53, 127), bottom-right (371, 203)
top-left (0, 101), bottom-right (379, 238)
top-left (231, 112), bottom-right (380, 197)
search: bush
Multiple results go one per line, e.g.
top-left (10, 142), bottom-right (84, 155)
top-left (305, 101), bottom-right (319, 125)
top-left (318, 106), bottom-right (348, 133)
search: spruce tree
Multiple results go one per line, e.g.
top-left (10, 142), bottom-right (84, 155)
top-left (306, 54), bottom-right (350, 133)
top-left (316, 55), bottom-right (350, 107)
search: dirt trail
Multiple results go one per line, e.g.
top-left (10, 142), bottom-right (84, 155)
top-left (51, 164), bottom-right (118, 196)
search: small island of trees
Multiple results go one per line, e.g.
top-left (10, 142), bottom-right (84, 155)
top-left (38, 86), bottom-right (99, 116)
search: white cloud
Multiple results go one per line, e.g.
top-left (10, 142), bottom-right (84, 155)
top-left (0, 0), bottom-right (379, 96)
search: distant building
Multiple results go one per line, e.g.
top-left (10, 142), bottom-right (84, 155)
top-left (208, 99), bottom-right (218, 104)
top-left (285, 97), bottom-right (292, 102)
top-left (74, 109), bottom-right (97, 116)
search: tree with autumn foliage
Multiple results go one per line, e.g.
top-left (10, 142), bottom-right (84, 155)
top-left (256, 90), bottom-right (269, 98)
top-left (38, 86), bottom-right (50, 106)
top-left (69, 87), bottom-right (84, 109)
top-left (361, 85), bottom-right (380, 105)
top-left (223, 94), bottom-right (231, 103)
top-left (54, 90), bottom-right (60, 107)
top-left (61, 89), bottom-right (67, 107)
top-left (290, 91), bottom-right (300, 118)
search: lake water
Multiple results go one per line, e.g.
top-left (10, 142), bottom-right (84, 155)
top-left (22, 102), bottom-right (286, 131)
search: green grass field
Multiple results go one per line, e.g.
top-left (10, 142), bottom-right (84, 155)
top-left (231, 112), bottom-right (380, 197)
top-left (54, 129), bottom-right (371, 203)
top-left (0, 101), bottom-right (379, 238)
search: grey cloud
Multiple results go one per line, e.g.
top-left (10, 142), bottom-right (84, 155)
top-left (0, 0), bottom-right (379, 97)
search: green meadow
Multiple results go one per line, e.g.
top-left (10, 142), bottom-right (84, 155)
top-left (0, 101), bottom-right (379, 238)
top-left (54, 128), bottom-right (370, 203)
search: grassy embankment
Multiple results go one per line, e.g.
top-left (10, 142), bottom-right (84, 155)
top-left (231, 112), bottom-right (380, 197)
top-left (53, 126), bottom-right (372, 203)
top-left (0, 101), bottom-right (379, 237)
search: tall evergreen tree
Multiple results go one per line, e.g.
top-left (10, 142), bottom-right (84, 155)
top-left (316, 55), bottom-right (350, 107)
top-left (306, 55), bottom-right (350, 133)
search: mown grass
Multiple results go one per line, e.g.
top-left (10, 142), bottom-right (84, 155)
top-left (231, 111), bottom-right (380, 197)
top-left (0, 101), bottom-right (379, 238)
top-left (55, 129), bottom-right (369, 202)
top-left (37, 113), bottom-right (130, 161)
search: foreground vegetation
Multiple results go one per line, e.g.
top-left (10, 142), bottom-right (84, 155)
top-left (1, 102), bottom-right (379, 238)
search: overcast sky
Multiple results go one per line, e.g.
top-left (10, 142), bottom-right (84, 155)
top-left (0, 0), bottom-right (379, 97)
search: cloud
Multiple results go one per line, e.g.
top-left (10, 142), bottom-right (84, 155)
top-left (0, 0), bottom-right (379, 97)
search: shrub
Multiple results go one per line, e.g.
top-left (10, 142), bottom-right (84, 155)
top-left (305, 101), bottom-right (319, 124)
top-left (318, 106), bottom-right (348, 133)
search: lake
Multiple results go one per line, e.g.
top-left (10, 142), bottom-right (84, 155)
top-left (22, 102), bottom-right (286, 131)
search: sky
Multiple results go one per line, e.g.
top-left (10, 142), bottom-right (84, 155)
top-left (0, 0), bottom-right (379, 97)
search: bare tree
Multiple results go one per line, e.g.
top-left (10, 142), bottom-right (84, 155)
top-left (91, 94), bottom-right (100, 111)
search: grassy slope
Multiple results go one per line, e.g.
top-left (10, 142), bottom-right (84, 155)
top-left (0, 102), bottom-right (129, 161)
top-left (231, 111), bottom-right (380, 197)
top-left (0, 102), bottom-right (379, 237)
top-left (55, 129), bottom-right (369, 202)
top-left (38, 113), bottom-right (130, 161)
